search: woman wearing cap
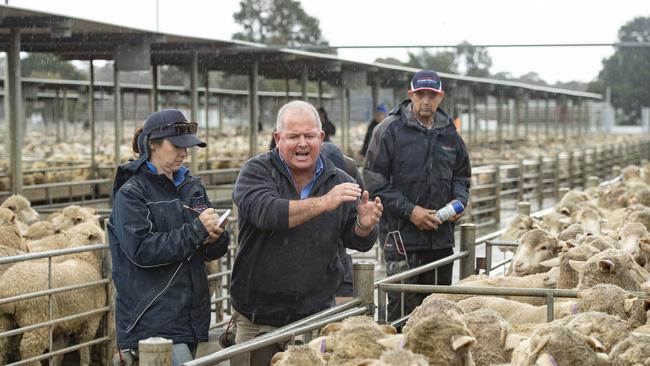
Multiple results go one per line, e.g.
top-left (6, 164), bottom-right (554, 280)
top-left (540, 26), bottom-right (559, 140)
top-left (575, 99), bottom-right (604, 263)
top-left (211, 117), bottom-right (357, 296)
top-left (108, 109), bottom-right (230, 365)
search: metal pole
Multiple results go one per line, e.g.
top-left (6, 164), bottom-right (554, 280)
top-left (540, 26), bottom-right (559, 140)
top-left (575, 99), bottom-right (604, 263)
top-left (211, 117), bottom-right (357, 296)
top-left (151, 64), bottom-right (159, 112)
top-left (496, 91), bottom-right (503, 153)
top-left (459, 224), bottom-right (477, 280)
top-left (7, 28), bottom-right (23, 194)
top-left (113, 64), bottom-right (122, 170)
top-left (514, 93), bottom-right (520, 141)
top-left (537, 156), bottom-right (544, 209)
top-left (190, 51), bottom-right (199, 173)
top-left (353, 262), bottom-right (375, 314)
top-left (371, 77), bottom-right (380, 117)
top-left (139, 337), bottom-right (172, 366)
top-left (285, 78), bottom-right (290, 105)
top-left (544, 96), bottom-right (550, 140)
top-left (523, 93), bottom-right (529, 139)
top-left (62, 88), bottom-right (68, 141)
top-left (249, 60), bottom-right (259, 158)
top-left (301, 64), bottom-right (308, 100)
top-left (516, 201), bottom-right (531, 216)
top-left (317, 80), bottom-right (323, 108)
top-left (345, 87), bottom-right (351, 153)
top-left (494, 164), bottom-right (501, 224)
top-left (468, 91), bottom-right (475, 145)
top-left (340, 84), bottom-right (349, 151)
top-left (204, 70), bottom-right (210, 169)
top-left (54, 88), bottom-right (61, 143)
top-left (89, 60), bottom-right (96, 179)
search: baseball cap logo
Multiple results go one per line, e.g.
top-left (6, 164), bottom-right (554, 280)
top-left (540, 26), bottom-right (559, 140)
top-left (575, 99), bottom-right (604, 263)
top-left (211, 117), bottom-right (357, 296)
top-left (410, 70), bottom-right (443, 93)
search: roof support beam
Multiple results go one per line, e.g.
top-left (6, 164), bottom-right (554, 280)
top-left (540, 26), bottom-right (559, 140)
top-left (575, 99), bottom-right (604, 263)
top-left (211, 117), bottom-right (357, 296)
top-left (7, 28), bottom-right (23, 193)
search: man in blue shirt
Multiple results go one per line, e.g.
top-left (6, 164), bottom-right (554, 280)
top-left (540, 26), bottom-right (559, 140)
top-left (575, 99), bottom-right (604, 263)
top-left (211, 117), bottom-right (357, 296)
top-left (231, 100), bottom-right (383, 345)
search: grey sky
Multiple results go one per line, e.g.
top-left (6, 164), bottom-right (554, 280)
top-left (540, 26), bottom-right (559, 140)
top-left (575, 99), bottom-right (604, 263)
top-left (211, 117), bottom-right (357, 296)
top-left (8, 0), bottom-right (649, 84)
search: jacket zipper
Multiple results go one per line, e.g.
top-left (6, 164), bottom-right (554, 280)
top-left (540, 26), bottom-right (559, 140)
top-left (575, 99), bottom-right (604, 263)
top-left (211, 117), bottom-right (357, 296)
top-left (125, 261), bottom-right (184, 333)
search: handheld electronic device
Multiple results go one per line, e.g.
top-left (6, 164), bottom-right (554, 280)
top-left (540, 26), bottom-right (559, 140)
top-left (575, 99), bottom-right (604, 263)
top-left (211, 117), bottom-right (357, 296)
top-left (217, 209), bottom-right (231, 227)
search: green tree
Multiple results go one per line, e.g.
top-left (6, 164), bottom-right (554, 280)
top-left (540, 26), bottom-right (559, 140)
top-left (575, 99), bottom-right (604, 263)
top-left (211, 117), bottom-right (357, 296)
top-left (404, 49), bottom-right (458, 74)
top-left (21, 53), bottom-right (86, 79)
top-left (233, 0), bottom-right (330, 49)
top-left (455, 41), bottom-right (492, 77)
top-left (593, 16), bottom-right (650, 123)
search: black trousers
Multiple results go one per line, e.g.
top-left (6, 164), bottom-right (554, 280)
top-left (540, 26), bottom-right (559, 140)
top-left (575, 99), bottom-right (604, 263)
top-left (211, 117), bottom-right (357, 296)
top-left (385, 247), bottom-right (454, 322)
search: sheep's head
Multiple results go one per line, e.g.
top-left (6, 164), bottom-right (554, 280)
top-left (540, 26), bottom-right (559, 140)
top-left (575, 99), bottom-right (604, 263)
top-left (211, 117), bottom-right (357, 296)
top-left (510, 229), bottom-right (559, 276)
top-left (571, 249), bottom-right (650, 292)
top-left (1, 194), bottom-right (39, 223)
top-left (0, 207), bottom-right (17, 226)
top-left (51, 205), bottom-right (100, 232)
top-left (501, 214), bottom-right (535, 241)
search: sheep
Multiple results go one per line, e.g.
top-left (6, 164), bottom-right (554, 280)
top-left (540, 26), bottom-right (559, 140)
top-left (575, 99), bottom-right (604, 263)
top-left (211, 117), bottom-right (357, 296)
top-left (431, 272), bottom-right (558, 306)
top-left (557, 223), bottom-right (585, 241)
top-left (569, 248), bottom-right (650, 291)
top-left (403, 296), bottom-right (464, 334)
top-left (356, 349), bottom-right (429, 366)
top-left (0, 208), bottom-right (26, 251)
top-left (540, 244), bottom-right (601, 289)
top-left (459, 309), bottom-right (523, 366)
top-left (537, 211), bottom-right (572, 235)
top-left (49, 205), bottom-right (100, 233)
top-left (508, 229), bottom-right (560, 276)
top-left (579, 234), bottom-right (617, 251)
top-left (609, 334), bottom-right (650, 366)
top-left (500, 214), bottom-right (538, 241)
top-left (456, 296), bottom-right (574, 324)
top-left (0, 224), bottom-right (106, 365)
top-left (574, 205), bottom-right (602, 234)
top-left (403, 313), bottom-right (475, 366)
top-left (25, 221), bottom-right (55, 241)
top-left (616, 222), bottom-right (650, 268)
top-left (1, 194), bottom-right (40, 224)
top-left (270, 345), bottom-right (325, 366)
top-left (556, 189), bottom-right (591, 217)
top-left (550, 311), bottom-right (630, 353)
top-left (0, 260), bottom-right (105, 366)
top-left (308, 316), bottom-right (396, 358)
top-left (628, 186), bottom-right (650, 206)
top-left (628, 206), bottom-right (650, 231)
top-left (26, 222), bottom-right (105, 254)
top-left (510, 325), bottom-right (608, 366)
top-left (325, 325), bottom-right (391, 366)
top-left (575, 284), bottom-right (648, 329)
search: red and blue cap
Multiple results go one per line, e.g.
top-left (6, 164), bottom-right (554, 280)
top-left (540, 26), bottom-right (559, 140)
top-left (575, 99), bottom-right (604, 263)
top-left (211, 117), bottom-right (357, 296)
top-left (410, 70), bottom-right (443, 94)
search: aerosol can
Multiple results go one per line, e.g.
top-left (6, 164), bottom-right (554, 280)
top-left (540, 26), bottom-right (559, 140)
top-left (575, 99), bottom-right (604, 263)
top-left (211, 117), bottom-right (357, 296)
top-left (435, 200), bottom-right (464, 222)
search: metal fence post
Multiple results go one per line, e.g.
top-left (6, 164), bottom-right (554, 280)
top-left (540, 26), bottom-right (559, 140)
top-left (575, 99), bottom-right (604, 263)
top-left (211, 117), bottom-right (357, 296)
top-left (353, 262), bottom-right (375, 314)
top-left (612, 165), bottom-right (621, 178)
top-left (102, 219), bottom-right (116, 366)
top-left (517, 201), bottom-right (531, 216)
top-left (553, 153), bottom-right (560, 201)
top-left (568, 150), bottom-right (574, 189)
top-left (494, 164), bottom-right (501, 224)
top-left (581, 149), bottom-right (588, 189)
top-left (459, 224), bottom-right (477, 280)
top-left (587, 176), bottom-right (599, 188)
top-left (517, 159), bottom-right (525, 202)
top-left (139, 337), bottom-right (172, 366)
top-left (537, 156), bottom-right (544, 210)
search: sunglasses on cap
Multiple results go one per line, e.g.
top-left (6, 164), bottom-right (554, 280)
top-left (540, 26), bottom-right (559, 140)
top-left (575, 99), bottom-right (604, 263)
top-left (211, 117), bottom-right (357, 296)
top-left (148, 122), bottom-right (198, 139)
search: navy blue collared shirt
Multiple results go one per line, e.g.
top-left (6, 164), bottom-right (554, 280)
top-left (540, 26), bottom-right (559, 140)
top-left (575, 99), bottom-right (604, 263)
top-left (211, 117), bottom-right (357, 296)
top-left (279, 156), bottom-right (324, 199)
top-left (146, 162), bottom-right (189, 187)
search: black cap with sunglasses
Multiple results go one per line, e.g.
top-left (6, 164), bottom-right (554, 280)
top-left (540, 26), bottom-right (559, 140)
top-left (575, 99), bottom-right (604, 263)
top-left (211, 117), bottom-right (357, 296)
top-left (143, 109), bottom-right (206, 148)
top-left (112, 109), bottom-right (206, 197)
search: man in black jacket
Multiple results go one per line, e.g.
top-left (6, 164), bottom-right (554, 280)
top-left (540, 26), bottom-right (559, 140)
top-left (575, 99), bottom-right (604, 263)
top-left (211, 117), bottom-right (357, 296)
top-left (363, 70), bottom-right (471, 322)
top-left (231, 100), bottom-right (383, 343)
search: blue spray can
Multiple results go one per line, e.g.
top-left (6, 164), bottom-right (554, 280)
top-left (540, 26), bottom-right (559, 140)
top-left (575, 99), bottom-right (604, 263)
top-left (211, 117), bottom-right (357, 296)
top-left (435, 200), bottom-right (465, 222)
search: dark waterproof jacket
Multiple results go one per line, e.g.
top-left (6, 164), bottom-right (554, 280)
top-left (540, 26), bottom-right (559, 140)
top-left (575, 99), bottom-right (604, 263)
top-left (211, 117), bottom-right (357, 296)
top-left (231, 149), bottom-right (377, 327)
top-left (108, 161), bottom-right (229, 349)
top-left (363, 100), bottom-right (471, 252)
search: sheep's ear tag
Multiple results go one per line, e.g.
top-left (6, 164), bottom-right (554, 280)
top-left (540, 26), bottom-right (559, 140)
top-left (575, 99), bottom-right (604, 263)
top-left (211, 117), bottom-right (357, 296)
top-left (451, 335), bottom-right (476, 351)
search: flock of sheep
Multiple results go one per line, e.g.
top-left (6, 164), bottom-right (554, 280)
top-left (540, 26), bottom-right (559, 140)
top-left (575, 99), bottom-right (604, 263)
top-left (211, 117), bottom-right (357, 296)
top-left (0, 195), bottom-right (104, 365)
top-left (270, 163), bottom-right (650, 366)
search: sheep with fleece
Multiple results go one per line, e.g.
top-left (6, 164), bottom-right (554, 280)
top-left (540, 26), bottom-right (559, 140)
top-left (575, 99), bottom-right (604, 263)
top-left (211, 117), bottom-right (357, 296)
top-left (49, 205), bottom-right (100, 233)
top-left (507, 229), bottom-right (560, 276)
top-left (0, 224), bottom-right (106, 365)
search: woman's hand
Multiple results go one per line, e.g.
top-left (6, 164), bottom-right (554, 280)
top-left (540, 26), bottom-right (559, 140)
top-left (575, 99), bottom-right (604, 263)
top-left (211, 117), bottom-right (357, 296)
top-left (200, 208), bottom-right (225, 244)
